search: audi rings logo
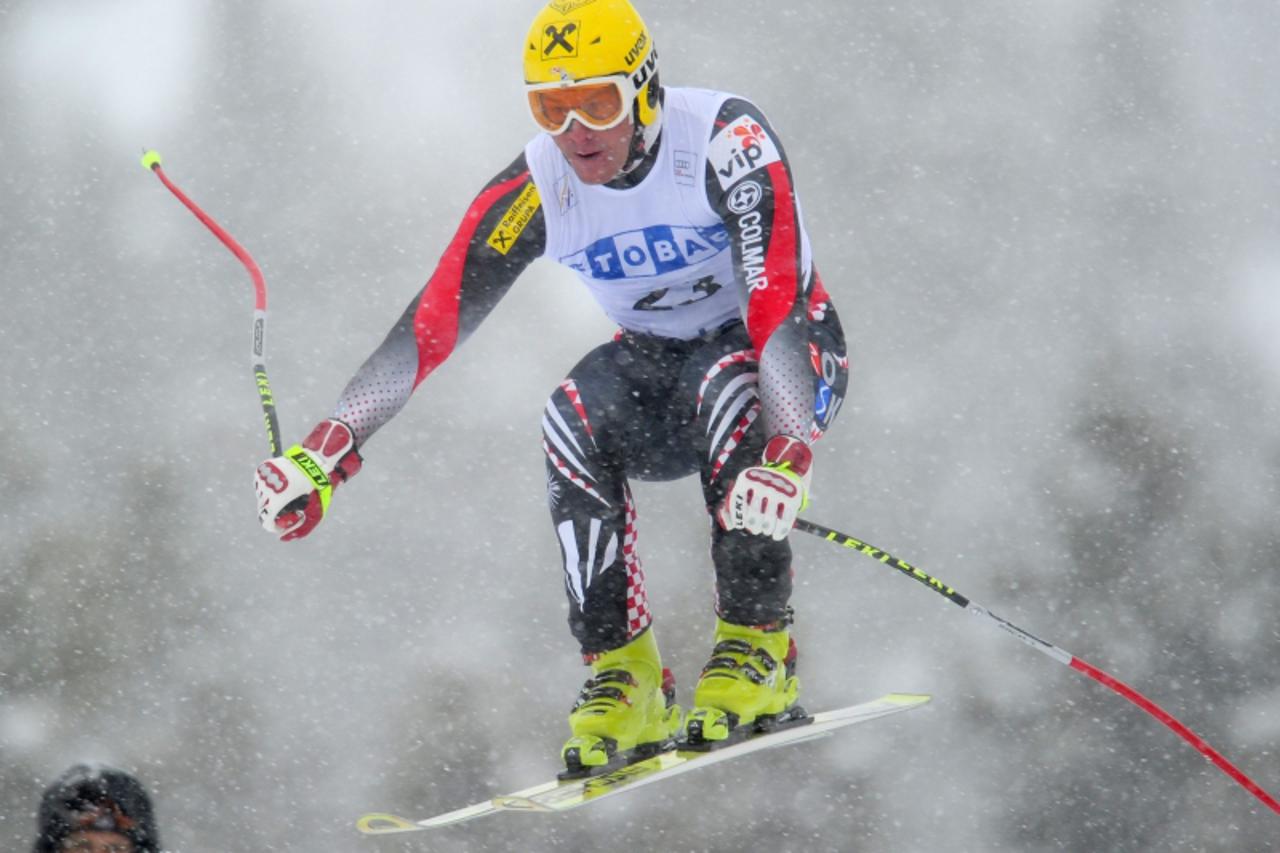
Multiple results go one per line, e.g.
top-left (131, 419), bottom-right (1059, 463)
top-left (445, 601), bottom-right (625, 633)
top-left (726, 180), bottom-right (763, 215)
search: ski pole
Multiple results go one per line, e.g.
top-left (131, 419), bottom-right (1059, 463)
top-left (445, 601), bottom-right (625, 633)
top-left (793, 517), bottom-right (1280, 815)
top-left (141, 150), bottom-right (282, 456)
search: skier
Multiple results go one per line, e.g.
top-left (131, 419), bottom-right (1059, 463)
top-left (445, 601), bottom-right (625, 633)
top-left (32, 763), bottom-right (161, 853)
top-left (254, 0), bottom-right (848, 773)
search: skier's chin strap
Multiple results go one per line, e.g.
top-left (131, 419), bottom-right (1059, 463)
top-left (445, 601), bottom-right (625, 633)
top-left (608, 87), bottom-right (665, 187)
top-left (607, 128), bottom-right (663, 190)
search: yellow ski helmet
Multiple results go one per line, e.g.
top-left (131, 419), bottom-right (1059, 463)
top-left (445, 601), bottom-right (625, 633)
top-left (523, 0), bottom-right (662, 168)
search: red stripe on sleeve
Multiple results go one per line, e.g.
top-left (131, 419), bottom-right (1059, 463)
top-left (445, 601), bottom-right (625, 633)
top-left (412, 172), bottom-right (531, 387)
top-left (745, 161), bottom-right (800, 353)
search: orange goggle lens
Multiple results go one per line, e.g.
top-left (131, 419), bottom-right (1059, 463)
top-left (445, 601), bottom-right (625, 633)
top-left (527, 81), bottom-right (627, 134)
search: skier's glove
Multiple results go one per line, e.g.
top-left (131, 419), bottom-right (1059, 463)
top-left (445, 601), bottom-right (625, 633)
top-left (716, 435), bottom-right (813, 541)
top-left (255, 419), bottom-right (362, 541)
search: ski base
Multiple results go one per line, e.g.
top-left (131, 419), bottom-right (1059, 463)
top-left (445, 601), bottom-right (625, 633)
top-left (356, 692), bottom-right (930, 835)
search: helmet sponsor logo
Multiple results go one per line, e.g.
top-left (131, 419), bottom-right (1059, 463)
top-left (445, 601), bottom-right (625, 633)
top-left (726, 180), bottom-right (762, 215)
top-left (630, 49), bottom-right (657, 89)
top-left (624, 30), bottom-right (649, 67)
top-left (709, 113), bottom-right (782, 191)
top-left (549, 0), bottom-right (597, 13)
top-left (486, 182), bottom-right (542, 255)
top-left (561, 223), bottom-right (729, 280)
top-left (541, 21), bottom-right (579, 59)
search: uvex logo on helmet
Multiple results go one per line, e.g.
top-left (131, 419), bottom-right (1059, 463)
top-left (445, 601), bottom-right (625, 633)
top-left (623, 29), bottom-right (648, 66)
top-left (630, 48), bottom-right (657, 90)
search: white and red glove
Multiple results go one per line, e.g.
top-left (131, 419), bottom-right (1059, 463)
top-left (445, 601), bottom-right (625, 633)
top-left (255, 419), bottom-right (362, 541)
top-left (716, 435), bottom-right (813, 541)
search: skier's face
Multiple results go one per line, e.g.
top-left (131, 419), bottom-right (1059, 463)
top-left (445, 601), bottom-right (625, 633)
top-left (551, 117), bottom-right (634, 185)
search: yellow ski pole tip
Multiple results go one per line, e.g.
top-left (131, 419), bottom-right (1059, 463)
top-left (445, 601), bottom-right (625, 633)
top-left (140, 149), bottom-right (162, 170)
top-left (356, 813), bottom-right (420, 834)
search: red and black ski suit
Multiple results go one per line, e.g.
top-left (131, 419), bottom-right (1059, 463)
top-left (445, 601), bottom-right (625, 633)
top-left (328, 90), bottom-right (848, 655)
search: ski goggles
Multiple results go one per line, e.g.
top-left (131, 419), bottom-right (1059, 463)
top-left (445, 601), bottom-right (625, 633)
top-left (525, 75), bottom-right (636, 135)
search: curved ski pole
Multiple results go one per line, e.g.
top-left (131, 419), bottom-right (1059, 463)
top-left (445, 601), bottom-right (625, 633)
top-left (793, 517), bottom-right (1280, 816)
top-left (141, 150), bottom-right (282, 455)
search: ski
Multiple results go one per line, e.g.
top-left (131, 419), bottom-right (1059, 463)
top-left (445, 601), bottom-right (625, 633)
top-left (356, 692), bottom-right (930, 835)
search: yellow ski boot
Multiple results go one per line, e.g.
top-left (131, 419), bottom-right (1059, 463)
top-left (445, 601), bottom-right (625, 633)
top-left (684, 617), bottom-right (803, 747)
top-left (561, 628), bottom-right (682, 777)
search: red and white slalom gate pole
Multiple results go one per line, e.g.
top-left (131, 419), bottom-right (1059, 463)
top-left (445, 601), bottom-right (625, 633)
top-left (793, 517), bottom-right (1280, 815)
top-left (142, 150), bottom-right (282, 456)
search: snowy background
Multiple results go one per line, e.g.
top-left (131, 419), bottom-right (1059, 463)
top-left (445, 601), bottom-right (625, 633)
top-left (3, 1), bottom-right (1279, 850)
